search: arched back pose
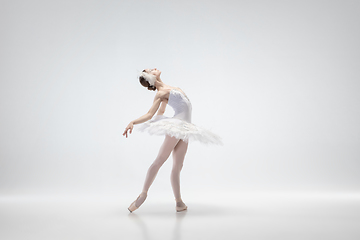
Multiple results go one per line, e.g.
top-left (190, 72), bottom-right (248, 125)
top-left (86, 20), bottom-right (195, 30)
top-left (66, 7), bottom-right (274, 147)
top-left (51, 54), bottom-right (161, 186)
top-left (123, 68), bottom-right (222, 213)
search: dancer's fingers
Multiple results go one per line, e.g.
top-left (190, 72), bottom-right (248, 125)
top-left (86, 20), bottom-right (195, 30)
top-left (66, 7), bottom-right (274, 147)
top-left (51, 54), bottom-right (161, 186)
top-left (123, 123), bottom-right (133, 137)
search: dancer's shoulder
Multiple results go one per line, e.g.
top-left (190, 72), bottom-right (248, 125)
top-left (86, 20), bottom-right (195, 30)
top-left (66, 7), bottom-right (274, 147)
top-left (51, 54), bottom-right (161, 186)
top-left (155, 89), bottom-right (170, 101)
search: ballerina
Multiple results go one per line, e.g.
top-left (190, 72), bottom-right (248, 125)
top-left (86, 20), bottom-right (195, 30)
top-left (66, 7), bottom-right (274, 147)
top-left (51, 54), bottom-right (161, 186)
top-left (123, 68), bottom-right (222, 213)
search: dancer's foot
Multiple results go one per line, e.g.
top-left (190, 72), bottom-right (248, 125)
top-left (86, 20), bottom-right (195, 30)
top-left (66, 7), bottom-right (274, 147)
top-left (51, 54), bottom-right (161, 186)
top-left (128, 192), bottom-right (147, 213)
top-left (175, 198), bottom-right (188, 212)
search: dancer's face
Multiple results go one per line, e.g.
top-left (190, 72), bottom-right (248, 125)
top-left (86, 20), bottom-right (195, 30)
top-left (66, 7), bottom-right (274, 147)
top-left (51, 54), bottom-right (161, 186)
top-left (144, 68), bottom-right (161, 78)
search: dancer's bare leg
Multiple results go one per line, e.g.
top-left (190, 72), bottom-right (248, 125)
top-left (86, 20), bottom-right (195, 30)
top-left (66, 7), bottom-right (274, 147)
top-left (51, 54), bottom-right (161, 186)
top-left (171, 139), bottom-right (188, 208)
top-left (135, 135), bottom-right (179, 207)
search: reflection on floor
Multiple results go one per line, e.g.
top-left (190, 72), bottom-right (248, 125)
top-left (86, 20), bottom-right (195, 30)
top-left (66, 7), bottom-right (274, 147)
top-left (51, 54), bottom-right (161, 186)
top-left (1, 191), bottom-right (359, 240)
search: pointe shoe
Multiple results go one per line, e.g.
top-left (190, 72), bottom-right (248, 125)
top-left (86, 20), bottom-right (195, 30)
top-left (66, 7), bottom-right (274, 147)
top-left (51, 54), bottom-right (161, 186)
top-left (175, 198), bottom-right (188, 212)
top-left (128, 192), bottom-right (147, 213)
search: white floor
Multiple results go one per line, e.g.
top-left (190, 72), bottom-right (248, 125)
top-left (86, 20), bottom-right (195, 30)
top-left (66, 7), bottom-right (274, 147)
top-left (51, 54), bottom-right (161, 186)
top-left (1, 191), bottom-right (359, 240)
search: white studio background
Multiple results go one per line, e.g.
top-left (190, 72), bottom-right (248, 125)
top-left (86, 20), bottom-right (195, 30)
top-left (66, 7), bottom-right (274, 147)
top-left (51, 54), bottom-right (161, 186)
top-left (0, 0), bottom-right (359, 198)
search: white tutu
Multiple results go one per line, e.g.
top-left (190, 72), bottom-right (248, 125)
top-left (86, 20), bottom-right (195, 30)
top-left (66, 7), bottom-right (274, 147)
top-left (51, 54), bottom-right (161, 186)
top-left (137, 88), bottom-right (223, 145)
top-left (137, 115), bottom-right (223, 145)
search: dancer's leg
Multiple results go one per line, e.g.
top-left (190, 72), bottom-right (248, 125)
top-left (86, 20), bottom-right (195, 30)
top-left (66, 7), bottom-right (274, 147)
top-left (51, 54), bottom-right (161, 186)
top-left (140, 135), bottom-right (180, 195)
top-left (170, 139), bottom-right (188, 205)
top-left (134, 136), bottom-right (179, 207)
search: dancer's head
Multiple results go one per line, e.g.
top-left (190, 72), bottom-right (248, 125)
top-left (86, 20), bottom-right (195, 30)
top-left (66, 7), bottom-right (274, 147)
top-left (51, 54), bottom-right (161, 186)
top-left (139, 68), bottom-right (161, 91)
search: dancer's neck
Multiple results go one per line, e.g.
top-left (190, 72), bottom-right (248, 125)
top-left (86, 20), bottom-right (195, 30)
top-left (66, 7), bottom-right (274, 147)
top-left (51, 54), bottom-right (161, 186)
top-left (155, 78), bottom-right (169, 91)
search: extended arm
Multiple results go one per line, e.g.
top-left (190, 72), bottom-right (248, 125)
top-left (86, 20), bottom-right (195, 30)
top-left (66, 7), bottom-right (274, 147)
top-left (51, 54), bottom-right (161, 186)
top-left (156, 101), bottom-right (167, 115)
top-left (132, 97), bottom-right (162, 124)
top-left (123, 92), bottom-right (163, 138)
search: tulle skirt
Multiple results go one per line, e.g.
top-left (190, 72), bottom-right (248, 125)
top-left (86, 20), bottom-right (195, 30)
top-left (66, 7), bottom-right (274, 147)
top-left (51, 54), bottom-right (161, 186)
top-left (137, 115), bottom-right (223, 145)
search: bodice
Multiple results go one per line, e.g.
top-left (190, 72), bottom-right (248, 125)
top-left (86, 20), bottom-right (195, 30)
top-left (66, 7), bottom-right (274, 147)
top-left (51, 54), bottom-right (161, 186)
top-left (168, 89), bottom-right (192, 123)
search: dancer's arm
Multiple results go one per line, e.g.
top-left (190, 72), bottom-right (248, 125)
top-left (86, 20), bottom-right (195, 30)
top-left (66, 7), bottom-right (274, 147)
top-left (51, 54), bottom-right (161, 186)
top-left (123, 92), bottom-right (163, 138)
top-left (156, 101), bottom-right (167, 115)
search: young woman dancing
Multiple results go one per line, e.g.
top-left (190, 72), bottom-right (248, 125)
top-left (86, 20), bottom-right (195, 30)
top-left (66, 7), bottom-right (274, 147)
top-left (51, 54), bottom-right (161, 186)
top-left (123, 68), bottom-right (222, 213)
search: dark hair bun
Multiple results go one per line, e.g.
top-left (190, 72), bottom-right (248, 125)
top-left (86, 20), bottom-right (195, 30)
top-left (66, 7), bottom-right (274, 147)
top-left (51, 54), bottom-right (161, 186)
top-left (139, 76), bottom-right (156, 91)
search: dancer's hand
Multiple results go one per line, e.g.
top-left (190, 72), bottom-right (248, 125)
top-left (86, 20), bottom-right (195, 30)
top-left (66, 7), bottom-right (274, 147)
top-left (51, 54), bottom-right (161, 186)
top-left (123, 122), bottom-right (134, 138)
